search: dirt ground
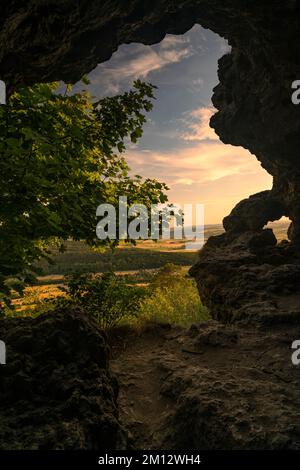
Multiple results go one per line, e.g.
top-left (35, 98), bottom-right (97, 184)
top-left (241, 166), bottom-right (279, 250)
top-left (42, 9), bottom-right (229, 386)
top-left (110, 321), bottom-right (300, 450)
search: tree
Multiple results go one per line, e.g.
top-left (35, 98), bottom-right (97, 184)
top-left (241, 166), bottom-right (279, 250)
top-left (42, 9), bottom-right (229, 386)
top-left (0, 80), bottom-right (168, 311)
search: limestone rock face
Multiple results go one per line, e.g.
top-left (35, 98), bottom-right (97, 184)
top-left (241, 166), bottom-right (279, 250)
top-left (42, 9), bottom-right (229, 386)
top-left (190, 229), bottom-right (300, 324)
top-left (0, 309), bottom-right (126, 450)
top-left (111, 323), bottom-right (300, 450)
top-left (159, 321), bottom-right (300, 449)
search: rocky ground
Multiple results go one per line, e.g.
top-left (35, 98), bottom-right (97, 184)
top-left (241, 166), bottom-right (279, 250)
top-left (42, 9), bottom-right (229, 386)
top-left (0, 308), bottom-right (126, 450)
top-left (1, 307), bottom-right (300, 449)
top-left (110, 321), bottom-right (300, 450)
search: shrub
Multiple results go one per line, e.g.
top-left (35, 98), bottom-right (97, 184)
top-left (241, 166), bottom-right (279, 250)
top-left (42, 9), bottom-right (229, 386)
top-left (138, 264), bottom-right (210, 326)
top-left (149, 263), bottom-right (187, 289)
top-left (64, 272), bottom-right (147, 329)
top-left (6, 265), bottom-right (210, 329)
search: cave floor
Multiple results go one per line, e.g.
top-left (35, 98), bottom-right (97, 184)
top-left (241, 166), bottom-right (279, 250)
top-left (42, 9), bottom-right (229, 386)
top-left (110, 324), bottom-right (177, 449)
top-left (110, 321), bottom-right (300, 449)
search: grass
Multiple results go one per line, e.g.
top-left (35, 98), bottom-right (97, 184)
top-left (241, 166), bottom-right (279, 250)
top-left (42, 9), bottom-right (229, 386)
top-left (10, 284), bottom-right (65, 316)
top-left (8, 220), bottom-right (289, 326)
top-left (138, 274), bottom-right (209, 326)
top-left (10, 264), bottom-right (209, 327)
top-left (35, 220), bottom-right (289, 278)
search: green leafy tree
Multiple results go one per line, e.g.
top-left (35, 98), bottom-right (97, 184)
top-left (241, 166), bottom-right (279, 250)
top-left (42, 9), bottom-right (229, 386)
top-left (0, 80), bottom-right (168, 311)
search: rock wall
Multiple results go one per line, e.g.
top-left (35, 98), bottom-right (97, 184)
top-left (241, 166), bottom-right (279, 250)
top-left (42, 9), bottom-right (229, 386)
top-left (159, 321), bottom-right (300, 449)
top-left (0, 308), bottom-right (126, 450)
top-left (1, 1), bottom-right (300, 319)
top-left (111, 322), bottom-right (300, 450)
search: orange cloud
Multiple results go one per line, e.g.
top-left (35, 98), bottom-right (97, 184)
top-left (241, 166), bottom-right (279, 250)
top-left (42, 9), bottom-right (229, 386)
top-left (127, 141), bottom-right (266, 184)
top-left (181, 106), bottom-right (218, 141)
top-left (126, 141), bottom-right (272, 223)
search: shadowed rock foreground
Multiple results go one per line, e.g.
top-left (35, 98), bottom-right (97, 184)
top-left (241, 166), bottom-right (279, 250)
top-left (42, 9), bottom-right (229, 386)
top-left (111, 322), bottom-right (300, 450)
top-left (0, 309), bottom-right (126, 450)
top-left (0, 310), bottom-right (300, 449)
top-left (190, 225), bottom-right (300, 325)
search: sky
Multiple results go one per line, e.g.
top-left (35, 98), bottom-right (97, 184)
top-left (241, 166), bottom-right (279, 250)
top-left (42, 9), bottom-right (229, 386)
top-left (74, 25), bottom-right (272, 225)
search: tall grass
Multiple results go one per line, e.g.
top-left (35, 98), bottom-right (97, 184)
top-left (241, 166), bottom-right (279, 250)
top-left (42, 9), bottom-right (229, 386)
top-left (7, 264), bottom-right (210, 328)
top-left (137, 264), bottom-right (210, 327)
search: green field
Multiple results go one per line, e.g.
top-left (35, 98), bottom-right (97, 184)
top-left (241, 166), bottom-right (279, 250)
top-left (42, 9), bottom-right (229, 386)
top-left (11, 220), bottom-right (289, 327)
top-left (36, 240), bottom-right (199, 277)
top-left (36, 221), bottom-right (289, 278)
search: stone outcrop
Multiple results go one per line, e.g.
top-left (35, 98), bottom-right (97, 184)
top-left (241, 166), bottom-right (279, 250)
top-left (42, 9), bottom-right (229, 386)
top-left (159, 321), bottom-right (300, 449)
top-left (190, 224), bottom-right (300, 324)
top-left (0, 308), bottom-right (126, 450)
top-left (111, 322), bottom-right (300, 450)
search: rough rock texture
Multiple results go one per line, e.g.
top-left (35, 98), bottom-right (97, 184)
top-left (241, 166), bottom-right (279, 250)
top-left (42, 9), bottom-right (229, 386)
top-left (0, 308), bottom-right (126, 450)
top-left (190, 227), bottom-right (300, 324)
top-left (1, 1), bottom-right (300, 322)
top-left (160, 322), bottom-right (300, 450)
top-left (111, 323), bottom-right (300, 450)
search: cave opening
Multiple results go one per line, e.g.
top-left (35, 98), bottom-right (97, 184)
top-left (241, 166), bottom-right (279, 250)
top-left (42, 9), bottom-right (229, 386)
top-left (3, 3), bottom-right (298, 330)
top-left (72, 24), bottom-right (272, 233)
top-left (266, 217), bottom-right (291, 245)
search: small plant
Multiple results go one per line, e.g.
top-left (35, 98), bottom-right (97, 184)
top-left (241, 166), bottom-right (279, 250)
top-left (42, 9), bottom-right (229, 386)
top-left (64, 272), bottom-right (147, 329)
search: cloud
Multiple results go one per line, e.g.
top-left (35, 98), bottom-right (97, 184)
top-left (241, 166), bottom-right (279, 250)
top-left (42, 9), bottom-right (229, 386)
top-left (174, 177), bottom-right (195, 185)
top-left (192, 78), bottom-right (204, 89)
top-left (181, 106), bottom-right (218, 142)
top-left (127, 141), bottom-right (264, 185)
top-left (219, 39), bottom-right (231, 55)
top-left (125, 142), bottom-right (272, 223)
top-left (106, 47), bottom-right (190, 80)
top-left (89, 34), bottom-right (195, 95)
top-left (77, 24), bottom-right (268, 223)
top-left (159, 35), bottom-right (191, 49)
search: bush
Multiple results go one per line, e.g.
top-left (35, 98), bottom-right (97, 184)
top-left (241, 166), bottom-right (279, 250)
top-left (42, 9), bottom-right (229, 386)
top-left (64, 272), bottom-right (147, 329)
top-left (149, 263), bottom-right (187, 289)
top-left (138, 264), bottom-right (210, 326)
top-left (6, 265), bottom-right (210, 329)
